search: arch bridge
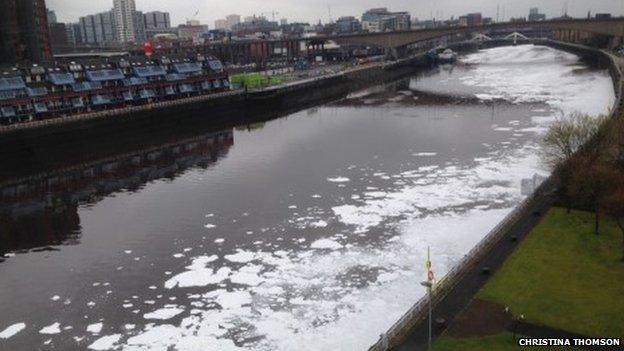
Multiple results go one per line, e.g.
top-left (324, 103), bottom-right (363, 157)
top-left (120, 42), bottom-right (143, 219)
top-left (317, 18), bottom-right (624, 50)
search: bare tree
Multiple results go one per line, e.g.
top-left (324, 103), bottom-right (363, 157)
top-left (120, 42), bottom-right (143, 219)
top-left (601, 188), bottom-right (624, 261)
top-left (568, 161), bottom-right (621, 235)
top-left (541, 113), bottom-right (607, 168)
top-left (541, 113), bottom-right (608, 213)
top-left (600, 115), bottom-right (624, 169)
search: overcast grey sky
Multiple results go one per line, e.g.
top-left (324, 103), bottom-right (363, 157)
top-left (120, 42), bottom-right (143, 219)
top-left (47, 0), bottom-right (624, 27)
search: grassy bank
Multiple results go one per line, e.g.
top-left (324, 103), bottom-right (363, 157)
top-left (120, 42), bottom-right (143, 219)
top-left (432, 208), bottom-right (623, 350)
top-left (230, 73), bottom-right (285, 89)
top-left (479, 207), bottom-right (624, 337)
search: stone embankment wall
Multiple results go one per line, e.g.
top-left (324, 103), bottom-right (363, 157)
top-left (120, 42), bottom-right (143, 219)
top-left (0, 54), bottom-right (429, 152)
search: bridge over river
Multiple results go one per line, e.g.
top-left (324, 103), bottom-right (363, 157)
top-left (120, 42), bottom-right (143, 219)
top-left (145, 18), bottom-right (624, 64)
top-left (321, 18), bottom-right (624, 49)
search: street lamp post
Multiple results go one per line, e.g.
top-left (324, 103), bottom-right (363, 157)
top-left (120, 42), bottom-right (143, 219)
top-left (421, 246), bottom-right (434, 351)
top-left (420, 280), bottom-right (433, 351)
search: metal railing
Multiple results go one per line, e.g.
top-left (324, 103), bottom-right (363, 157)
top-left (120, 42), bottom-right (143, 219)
top-left (368, 181), bottom-right (551, 351)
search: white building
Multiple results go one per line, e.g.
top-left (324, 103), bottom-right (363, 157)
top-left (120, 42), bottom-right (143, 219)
top-left (361, 8), bottom-right (411, 32)
top-left (226, 14), bottom-right (241, 29)
top-left (214, 19), bottom-right (228, 30)
top-left (113, 0), bottom-right (137, 43)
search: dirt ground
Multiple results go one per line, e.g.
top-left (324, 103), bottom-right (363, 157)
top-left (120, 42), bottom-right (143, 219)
top-left (445, 298), bottom-right (513, 337)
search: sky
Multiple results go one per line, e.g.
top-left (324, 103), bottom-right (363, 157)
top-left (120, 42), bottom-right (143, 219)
top-left (47, 0), bottom-right (624, 27)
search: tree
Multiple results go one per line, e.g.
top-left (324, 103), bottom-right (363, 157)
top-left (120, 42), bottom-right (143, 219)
top-left (541, 113), bottom-right (608, 213)
top-left (567, 161), bottom-right (620, 235)
top-left (601, 188), bottom-right (624, 261)
top-left (600, 116), bottom-right (624, 170)
top-left (541, 113), bottom-right (607, 168)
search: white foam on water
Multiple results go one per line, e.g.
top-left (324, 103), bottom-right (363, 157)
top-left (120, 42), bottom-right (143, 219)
top-left (460, 45), bottom-right (614, 117)
top-left (309, 220), bottom-right (328, 228)
top-left (119, 143), bottom-right (545, 350)
top-left (143, 307), bottom-right (185, 320)
top-left (310, 239), bottom-right (343, 250)
top-left (230, 271), bottom-right (265, 286)
top-left (124, 324), bottom-right (183, 350)
top-left (164, 265), bottom-right (230, 289)
top-left (39, 322), bottom-right (61, 335)
top-left (87, 322), bottom-right (103, 334)
top-left (224, 251), bottom-right (256, 263)
top-left (327, 176), bottom-right (350, 183)
top-left (0, 323), bottom-right (26, 339)
top-left (88, 334), bottom-right (122, 350)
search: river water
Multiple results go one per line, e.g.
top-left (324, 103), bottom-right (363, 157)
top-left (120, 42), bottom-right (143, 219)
top-left (0, 45), bottom-right (615, 350)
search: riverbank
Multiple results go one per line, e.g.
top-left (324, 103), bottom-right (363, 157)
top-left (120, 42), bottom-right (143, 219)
top-left (0, 56), bottom-right (435, 183)
top-left (0, 54), bottom-right (426, 143)
top-left (428, 41), bottom-right (624, 350)
top-left (434, 208), bottom-right (624, 350)
top-left (371, 40), bottom-right (622, 351)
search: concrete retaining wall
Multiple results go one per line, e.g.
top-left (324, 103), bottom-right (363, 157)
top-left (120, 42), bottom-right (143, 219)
top-left (0, 54), bottom-right (428, 154)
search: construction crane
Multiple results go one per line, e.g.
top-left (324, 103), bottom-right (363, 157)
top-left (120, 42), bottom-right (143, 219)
top-left (186, 9), bottom-right (200, 24)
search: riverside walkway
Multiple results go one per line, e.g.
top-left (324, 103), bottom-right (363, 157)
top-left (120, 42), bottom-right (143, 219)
top-left (395, 193), bottom-right (554, 351)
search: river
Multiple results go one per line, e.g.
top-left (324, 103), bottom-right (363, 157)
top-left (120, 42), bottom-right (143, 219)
top-left (0, 45), bottom-right (615, 350)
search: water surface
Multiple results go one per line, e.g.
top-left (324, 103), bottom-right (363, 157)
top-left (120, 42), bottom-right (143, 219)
top-left (0, 45), bottom-right (614, 350)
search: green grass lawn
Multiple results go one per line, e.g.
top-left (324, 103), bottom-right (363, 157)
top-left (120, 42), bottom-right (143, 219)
top-left (434, 333), bottom-right (583, 351)
top-left (478, 207), bottom-right (624, 337)
top-left (230, 73), bottom-right (285, 88)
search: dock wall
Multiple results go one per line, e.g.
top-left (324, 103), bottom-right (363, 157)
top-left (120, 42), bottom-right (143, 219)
top-left (0, 55), bottom-right (428, 160)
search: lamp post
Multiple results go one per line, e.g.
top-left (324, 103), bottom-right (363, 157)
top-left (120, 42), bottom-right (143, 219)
top-left (420, 280), bottom-right (433, 351)
top-left (421, 246), bottom-right (434, 351)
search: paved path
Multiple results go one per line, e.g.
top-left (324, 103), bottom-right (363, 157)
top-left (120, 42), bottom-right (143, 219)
top-left (396, 193), bottom-right (554, 351)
